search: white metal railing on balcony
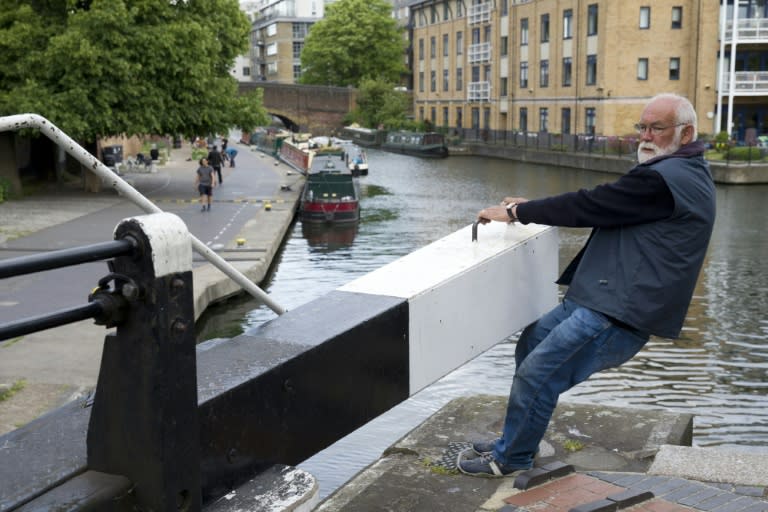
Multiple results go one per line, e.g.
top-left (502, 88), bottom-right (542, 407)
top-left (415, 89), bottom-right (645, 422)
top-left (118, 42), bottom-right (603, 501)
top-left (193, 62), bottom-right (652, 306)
top-left (468, 42), bottom-right (491, 63)
top-left (469, 3), bottom-right (491, 24)
top-left (724, 17), bottom-right (768, 40)
top-left (468, 81), bottom-right (490, 101)
top-left (722, 71), bottom-right (768, 93)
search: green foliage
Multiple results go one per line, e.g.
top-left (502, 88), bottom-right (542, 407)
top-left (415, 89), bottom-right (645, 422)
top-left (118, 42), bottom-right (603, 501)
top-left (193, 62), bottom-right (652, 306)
top-left (0, 379), bottom-right (26, 402)
top-left (725, 146), bottom-right (765, 161)
top-left (0, 0), bottom-right (268, 143)
top-left (299, 0), bottom-right (406, 87)
top-left (351, 78), bottom-right (410, 129)
top-left (0, 176), bottom-right (11, 202)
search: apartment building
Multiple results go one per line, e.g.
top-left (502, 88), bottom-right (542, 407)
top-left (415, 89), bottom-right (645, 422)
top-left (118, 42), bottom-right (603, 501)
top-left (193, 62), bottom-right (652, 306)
top-left (409, 0), bottom-right (768, 141)
top-left (249, 0), bottom-right (336, 83)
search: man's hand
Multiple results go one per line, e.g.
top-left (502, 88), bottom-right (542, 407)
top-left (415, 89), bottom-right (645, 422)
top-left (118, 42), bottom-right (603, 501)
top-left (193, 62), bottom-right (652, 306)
top-left (477, 197), bottom-right (528, 224)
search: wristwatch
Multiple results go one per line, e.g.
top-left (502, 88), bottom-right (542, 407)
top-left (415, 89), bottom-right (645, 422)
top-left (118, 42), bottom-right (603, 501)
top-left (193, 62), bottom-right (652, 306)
top-left (506, 202), bottom-right (518, 222)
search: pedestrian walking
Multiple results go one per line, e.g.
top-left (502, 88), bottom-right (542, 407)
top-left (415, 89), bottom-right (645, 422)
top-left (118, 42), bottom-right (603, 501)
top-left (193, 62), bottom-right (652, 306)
top-left (458, 93), bottom-right (716, 478)
top-left (194, 157), bottom-right (216, 212)
top-left (225, 147), bottom-right (238, 168)
top-left (207, 145), bottom-right (224, 184)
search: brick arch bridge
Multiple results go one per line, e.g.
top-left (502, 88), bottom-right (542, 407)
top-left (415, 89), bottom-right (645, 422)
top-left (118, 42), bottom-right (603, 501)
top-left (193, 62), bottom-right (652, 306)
top-left (239, 82), bottom-right (357, 135)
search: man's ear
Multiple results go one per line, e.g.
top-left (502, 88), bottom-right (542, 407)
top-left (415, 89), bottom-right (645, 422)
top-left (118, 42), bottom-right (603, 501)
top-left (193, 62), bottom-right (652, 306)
top-left (681, 124), bottom-right (694, 145)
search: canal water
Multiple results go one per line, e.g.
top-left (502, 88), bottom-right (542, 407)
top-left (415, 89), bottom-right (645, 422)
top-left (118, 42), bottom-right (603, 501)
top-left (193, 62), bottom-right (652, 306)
top-left (197, 148), bottom-right (768, 499)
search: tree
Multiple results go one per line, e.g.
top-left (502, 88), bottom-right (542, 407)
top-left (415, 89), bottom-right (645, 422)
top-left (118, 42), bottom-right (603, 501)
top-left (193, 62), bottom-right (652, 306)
top-left (350, 78), bottom-right (410, 129)
top-left (0, 0), bottom-right (270, 143)
top-left (299, 0), bottom-right (405, 88)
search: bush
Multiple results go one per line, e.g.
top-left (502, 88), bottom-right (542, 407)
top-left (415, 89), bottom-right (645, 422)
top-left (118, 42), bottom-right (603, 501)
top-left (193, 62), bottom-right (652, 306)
top-left (725, 146), bottom-right (764, 161)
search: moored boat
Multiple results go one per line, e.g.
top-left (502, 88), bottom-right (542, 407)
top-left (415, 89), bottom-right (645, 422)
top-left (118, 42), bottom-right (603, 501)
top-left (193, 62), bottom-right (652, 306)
top-left (340, 125), bottom-right (386, 148)
top-left (277, 134), bottom-right (315, 174)
top-left (381, 131), bottom-right (449, 158)
top-left (346, 150), bottom-right (369, 176)
top-left (300, 157), bottom-right (360, 224)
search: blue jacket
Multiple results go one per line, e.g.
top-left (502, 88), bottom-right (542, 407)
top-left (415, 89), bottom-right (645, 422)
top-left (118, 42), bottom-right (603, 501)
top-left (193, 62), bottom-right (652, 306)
top-left (517, 142), bottom-right (716, 338)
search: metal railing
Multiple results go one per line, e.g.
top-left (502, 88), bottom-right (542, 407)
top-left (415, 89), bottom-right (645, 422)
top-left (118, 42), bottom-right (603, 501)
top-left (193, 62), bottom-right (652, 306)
top-left (0, 114), bottom-right (285, 315)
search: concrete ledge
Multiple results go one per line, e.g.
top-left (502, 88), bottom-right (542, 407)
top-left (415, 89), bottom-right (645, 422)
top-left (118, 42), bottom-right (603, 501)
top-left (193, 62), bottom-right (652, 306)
top-left (648, 445), bottom-right (768, 487)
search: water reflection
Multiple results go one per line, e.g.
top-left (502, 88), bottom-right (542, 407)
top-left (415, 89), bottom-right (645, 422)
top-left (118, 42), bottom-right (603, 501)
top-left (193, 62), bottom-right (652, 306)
top-left (197, 150), bottom-right (768, 497)
top-left (301, 223), bottom-right (358, 252)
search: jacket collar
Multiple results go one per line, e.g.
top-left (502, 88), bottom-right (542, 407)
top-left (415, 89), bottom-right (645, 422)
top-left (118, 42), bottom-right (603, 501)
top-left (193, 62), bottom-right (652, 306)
top-left (637, 140), bottom-right (707, 167)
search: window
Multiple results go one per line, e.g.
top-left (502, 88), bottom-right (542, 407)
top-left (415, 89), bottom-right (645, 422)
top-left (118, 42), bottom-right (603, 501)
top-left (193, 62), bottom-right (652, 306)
top-left (587, 4), bottom-right (598, 36)
top-left (443, 2), bottom-right (450, 21)
top-left (419, 71), bottom-right (424, 92)
top-left (431, 107), bottom-right (436, 124)
top-left (443, 107), bottom-right (449, 127)
top-left (541, 14), bottom-right (550, 43)
top-left (671, 6), bottom-right (682, 29)
top-left (456, 107), bottom-right (463, 128)
top-left (539, 108), bottom-right (549, 132)
top-left (520, 107), bottom-right (528, 132)
top-left (472, 65), bottom-right (480, 82)
top-left (457, 67), bottom-right (463, 90)
top-left (243, 66), bottom-right (251, 76)
top-left (266, 42), bottom-right (278, 56)
top-left (443, 69), bottom-right (449, 91)
top-left (500, 77), bottom-right (508, 96)
top-left (472, 27), bottom-right (480, 44)
top-left (500, 0), bottom-right (508, 17)
top-left (669, 58), bottom-right (680, 80)
top-left (563, 9), bottom-right (573, 39)
top-left (266, 23), bottom-right (277, 37)
top-left (521, 18), bottom-right (529, 45)
top-left (540, 60), bottom-right (549, 87)
top-left (586, 54), bottom-right (597, 85)
top-left (267, 61), bottom-right (277, 75)
top-left (292, 23), bottom-right (309, 39)
top-left (419, 39), bottom-right (424, 60)
top-left (431, 6), bottom-right (437, 23)
top-left (585, 107), bottom-right (596, 135)
top-left (562, 57), bottom-right (572, 86)
top-left (443, 34), bottom-right (449, 56)
top-left (638, 58), bottom-right (648, 80)
top-left (292, 41), bottom-right (303, 59)
top-left (484, 25), bottom-right (491, 43)
top-left (431, 70), bottom-right (436, 91)
top-left (430, 36), bottom-right (436, 58)
top-left (457, 31), bottom-right (463, 55)
top-left (457, 0), bottom-right (463, 17)
top-left (520, 61), bottom-right (529, 88)
top-left (292, 65), bottom-right (301, 81)
top-left (419, 107), bottom-right (424, 121)
top-left (562, 108), bottom-right (571, 134)
top-left (640, 7), bottom-right (650, 29)
top-left (472, 108), bottom-right (480, 129)
top-left (500, 36), bottom-right (508, 56)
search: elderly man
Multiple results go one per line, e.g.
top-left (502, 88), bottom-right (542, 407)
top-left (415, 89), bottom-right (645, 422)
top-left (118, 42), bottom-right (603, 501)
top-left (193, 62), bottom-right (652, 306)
top-left (459, 93), bottom-right (716, 477)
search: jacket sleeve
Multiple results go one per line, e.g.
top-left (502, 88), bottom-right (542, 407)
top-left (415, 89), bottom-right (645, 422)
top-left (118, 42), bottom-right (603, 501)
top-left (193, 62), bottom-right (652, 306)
top-left (516, 168), bottom-right (675, 228)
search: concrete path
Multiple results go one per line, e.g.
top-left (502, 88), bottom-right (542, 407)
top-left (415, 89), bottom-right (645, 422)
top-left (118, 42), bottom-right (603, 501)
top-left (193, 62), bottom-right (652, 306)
top-left (0, 137), bottom-right (303, 434)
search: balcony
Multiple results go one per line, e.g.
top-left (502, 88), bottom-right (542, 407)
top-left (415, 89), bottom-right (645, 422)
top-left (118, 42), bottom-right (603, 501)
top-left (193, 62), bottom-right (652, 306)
top-left (724, 17), bottom-right (768, 41)
top-left (722, 71), bottom-right (768, 94)
top-left (468, 81), bottom-right (490, 102)
top-left (468, 42), bottom-right (491, 63)
top-left (469, 3), bottom-right (491, 24)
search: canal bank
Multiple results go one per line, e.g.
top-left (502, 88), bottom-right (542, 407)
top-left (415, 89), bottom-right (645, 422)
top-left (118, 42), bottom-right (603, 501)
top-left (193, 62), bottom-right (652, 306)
top-left (452, 142), bottom-right (768, 184)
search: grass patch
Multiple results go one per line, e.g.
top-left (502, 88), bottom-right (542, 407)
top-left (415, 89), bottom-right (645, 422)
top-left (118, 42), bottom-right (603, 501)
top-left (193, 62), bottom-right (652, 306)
top-left (1, 336), bottom-right (24, 348)
top-left (0, 379), bottom-right (27, 402)
top-left (421, 457), bottom-right (459, 475)
top-left (562, 439), bottom-right (585, 452)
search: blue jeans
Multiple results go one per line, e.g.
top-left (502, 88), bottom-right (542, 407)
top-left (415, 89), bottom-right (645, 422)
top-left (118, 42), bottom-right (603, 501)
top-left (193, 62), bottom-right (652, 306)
top-left (493, 299), bottom-right (649, 468)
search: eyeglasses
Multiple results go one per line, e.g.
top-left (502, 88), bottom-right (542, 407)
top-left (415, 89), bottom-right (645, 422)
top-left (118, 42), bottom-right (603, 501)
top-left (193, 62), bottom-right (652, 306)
top-left (634, 123), bottom-right (687, 135)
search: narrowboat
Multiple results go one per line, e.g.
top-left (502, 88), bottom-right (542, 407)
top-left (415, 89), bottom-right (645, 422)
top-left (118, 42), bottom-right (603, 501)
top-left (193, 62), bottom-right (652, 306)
top-left (340, 125), bottom-right (386, 148)
top-left (346, 150), bottom-right (369, 176)
top-left (300, 157), bottom-right (361, 224)
top-left (381, 131), bottom-right (449, 158)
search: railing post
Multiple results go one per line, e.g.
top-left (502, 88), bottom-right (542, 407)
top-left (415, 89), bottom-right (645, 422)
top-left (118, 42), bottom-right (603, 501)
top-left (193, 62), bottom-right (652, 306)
top-left (87, 212), bottom-right (201, 511)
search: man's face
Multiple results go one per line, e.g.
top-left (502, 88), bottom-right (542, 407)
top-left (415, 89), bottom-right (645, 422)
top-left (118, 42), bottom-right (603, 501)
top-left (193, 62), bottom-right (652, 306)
top-left (636, 98), bottom-right (690, 163)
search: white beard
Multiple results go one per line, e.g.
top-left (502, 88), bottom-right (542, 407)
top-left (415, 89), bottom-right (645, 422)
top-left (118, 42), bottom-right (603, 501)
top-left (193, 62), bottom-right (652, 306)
top-left (637, 133), bottom-right (682, 163)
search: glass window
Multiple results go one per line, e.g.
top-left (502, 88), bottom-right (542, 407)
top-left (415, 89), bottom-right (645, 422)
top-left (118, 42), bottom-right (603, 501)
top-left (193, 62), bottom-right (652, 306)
top-left (472, 27), bottom-right (480, 44)
top-left (638, 58), bottom-right (648, 80)
top-left (457, 31), bottom-right (463, 55)
top-left (472, 65), bottom-right (480, 82)
top-left (562, 108), bottom-right (571, 134)
top-left (456, 107), bottom-right (463, 128)
top-left (292, 41), bottom-right (303, 59)
top-left (443, 69), bottom-right (449, 91)
top-left (500, 77), bottom-right (508, 96)
top-left (243, 66), bottom-right (251, 76)
top-left (640, 7), bottom-right (650, 29)
top-left (586, 54), bottom-right (597, 85)
top-left (563, 9), bottom-right (573, 39)
top-left (430, 36), bottom-right (436, 58)
top-left (519, 107), bottom-right (528, 132)
top-left (292, 65), bottom-right (300, 81)
top-left (585, 107), bottom-right (596, 134)
top-left (443, 34), bottom-right (449, 56)
top-left (671, 6), bottom-right (682, 29)
top-left (520, 61), bottom-right (529, 88)
top-left (500, 0), bottom-right (508, 17)
top-left (266, 42), bottom-right (278, 56)
top-left (540, 59), bottom-right (549, 87)
top-left (431, 70), bottom-right (436, 91)
top-left (431, 107), bottom-right (436, 124)
top-left (419, 71), bottom-right (424, 92)
top-left (521, 18), bottom-right (529, 45)
top-left (539, 107), bottom-right (549, 132)
top-left (443, 107), bottom-right (449, 127)
top-left (484, 25), bottom-right (491, 43)
top-left (500, 36), bottom-right (508, 57)
top-left (562, 57), bottom-right (572, 86)
top-left (457, 67), bottom-right (463, 90)
top-left (419, 39), bottom-right (424, 60)
top-left (457, 0), bottom-right (463, 18)
top-left (443, 2), bottom-right (450, 21)
top-left (541, 14), bottom-right (550, 43)
top-left (587, 4), bottom-right (598, 36)
top-left (669, 58), bottom-right (680, 80)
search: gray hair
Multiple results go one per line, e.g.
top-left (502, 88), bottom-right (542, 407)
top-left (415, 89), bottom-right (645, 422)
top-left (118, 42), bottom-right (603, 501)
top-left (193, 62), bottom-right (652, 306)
top-left (650, 93), bottom-right (698, 140)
